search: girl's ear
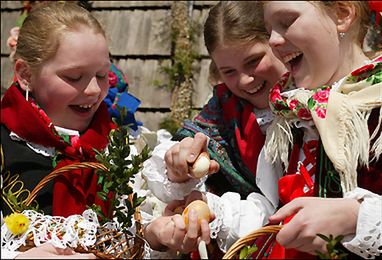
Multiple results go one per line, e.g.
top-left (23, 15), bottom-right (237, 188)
top-left (335, 2), bottom-right (356, 33)
top-left (14, 59), bottom-right (33, 92)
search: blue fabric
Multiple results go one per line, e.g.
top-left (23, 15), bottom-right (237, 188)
top-left (103, 63), bottom-right (142, 130)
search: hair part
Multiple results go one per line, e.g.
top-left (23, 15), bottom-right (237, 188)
top-left (14, 1), bottom-right (106, 72)
top-left (204, 1), bottom-right (269, 55)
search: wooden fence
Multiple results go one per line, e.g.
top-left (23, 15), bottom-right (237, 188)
top-left (1, 1), bottom-right (218, 130)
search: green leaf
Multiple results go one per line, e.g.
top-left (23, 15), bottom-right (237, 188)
top-left (239, 246), bottom-right (248, 259)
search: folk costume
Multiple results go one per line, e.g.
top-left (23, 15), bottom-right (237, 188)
top-left (143, 57), bottom-right (382, 257)
top-left (174, 83), bottom-right (270, 198)
top-left (262, 56), bottom-right (382, 258)
top-left (1, 82), bottom-right (114, 218)
top-left (143, 83), bottom-right (277, 252)
top-left (1, 73), bottom-right (175, 259)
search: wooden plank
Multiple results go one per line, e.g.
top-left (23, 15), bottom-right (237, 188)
top-left (135, 111), bottom-right (171, 131)
top-left (1, 11), bottom-right (21, 54)
top-left (191, 8), bottom-right (210, 56)
top-left (192, 58), bottom-right (214, 108)
top-left (91, 1), bottom-right (172, 8)
top-left (0, 1), bottom-right (23, 9)
top-left (115, 59), bottom-right (172, 108)
top-left (1, 57), bottom-right (14, 94)
top-left (93, 10), bottom-right (172, 56)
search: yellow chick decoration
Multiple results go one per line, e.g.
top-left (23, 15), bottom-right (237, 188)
top-left (4, 213), bottom-right (30, 236)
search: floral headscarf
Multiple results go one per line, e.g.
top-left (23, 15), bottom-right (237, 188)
top-left (265, 58), bottom-right (382, 193)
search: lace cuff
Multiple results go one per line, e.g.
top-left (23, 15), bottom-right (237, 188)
top-left (206, 191), bottom-right (274, 253)
top-left (205, 192), bottom-right (232, 253)
top-left (343, 187), bottom-right (382, 259)
top-left (142, 141), bottom-right (206, 203)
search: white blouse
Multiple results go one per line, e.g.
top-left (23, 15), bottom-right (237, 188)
top-left (142, 110), bottom-right (382, 258)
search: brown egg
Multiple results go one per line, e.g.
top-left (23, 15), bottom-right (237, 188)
top-left (188, 152), bottom-right (210, 178)
top-left (182, 200), bottom-right (211, 228)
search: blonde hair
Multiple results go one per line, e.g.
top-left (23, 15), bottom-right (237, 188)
top-left (204, 1), bottom-right (269, 55)
top-left (14, 1), bottom-right (106, 72)
top-left (315, 1), bottom-right (371, 45)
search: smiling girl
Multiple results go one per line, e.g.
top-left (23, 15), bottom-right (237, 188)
top-left (1, 2), bottom-right (112, 218)
top-left (263, 1), bottom-right (381, 258)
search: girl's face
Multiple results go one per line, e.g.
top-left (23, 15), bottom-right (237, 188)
top-left (29, 27), bottom-right (111, 132)
top-left (211, 41), bottom-right (287, 109)
top-left (264, 1), bottom-right (342, 89)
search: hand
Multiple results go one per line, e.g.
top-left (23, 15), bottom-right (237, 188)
top-left (144, 213), bottom-right (210, 253)
top-left (16, 242), bottom-right (96, 259)
top-left (164, 191), bottom-right (211, 217)
top-left (164, 132), bottom-right (219, 183)
top-left (268, 197), bottom-right (360, 255)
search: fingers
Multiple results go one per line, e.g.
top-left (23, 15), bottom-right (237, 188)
top-left (276, 217), bottom-right (301, 248)
top-left (181, 209), bottom-right (199, 253)
top-left (164, 199), bottom-right (185, 216)
top-left (199, 219), bottom-right (211, 244)
top-left (165, 142), bottom-right (191, 182)
top-left (208, 160), bottom-right (220, 175)
top-left (294, 236), bottom-right (327, 255)
top-left (186, 133), bottom-right (209, 164)
top-left (269, 198), bottom-right (304, 224)
top-left (171, 215), bottom-right (187, 244)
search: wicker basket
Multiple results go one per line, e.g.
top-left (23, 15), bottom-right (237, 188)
top-left (223, 225), bottom-right (282, 259)
top-left (22, 162), bottom-right (145, 259)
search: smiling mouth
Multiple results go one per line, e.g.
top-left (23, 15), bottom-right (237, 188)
top-left (283, 51), bottom-right (303, 71)
top-left (69, 103), bottom-right (96, 113)
top-left (246, 81), bottom-right (266, 94)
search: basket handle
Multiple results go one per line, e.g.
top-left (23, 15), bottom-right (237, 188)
top-left (223, 224), bottom-right (283, 259)
top-left (24, 162), bottom-right (107, 207)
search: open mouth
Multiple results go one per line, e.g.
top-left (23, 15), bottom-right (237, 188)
top-left (246, 80), bottom-right (266, 95)
top-left (69, 104), bottom-right (95, 114)
top-left (283, 51), bottom-right (303, 73)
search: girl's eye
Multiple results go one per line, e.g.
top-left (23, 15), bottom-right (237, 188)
top-left (96, 73), bottom-right (107, 79)
top-left (65, 76), bottom-right (82, 82)
top-left (247, 59), bottom-right (259, 66)
top-left (221, 69), bottom-right (235, 76)
top-left (280, 17), bottom-right (297, 30)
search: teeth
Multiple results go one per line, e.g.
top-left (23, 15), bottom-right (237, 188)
top-left (246, 81), bottom-right (265, 94)
top-left (283, 51), bottom-right (302, 63)
top-left (78, 104), bottom-right (93, 109)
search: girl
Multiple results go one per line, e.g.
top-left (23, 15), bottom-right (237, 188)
top-left (143, 1), bottom-right (287, 254)
top-left (261, 1), bottom-right (381, 258)
top-left (1, 1), bottom-right (112, 218)
top-left (146, 1), bottom-right (381, 258)
top-left (0, 2), bottom-right (172, 258)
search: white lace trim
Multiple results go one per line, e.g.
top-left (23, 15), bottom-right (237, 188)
top-left (1, 209), bottom-right (99, 253)
top-left (9, 126), bottom-right (82, 157)
top-left (9, 132), bottom-right (55, 157)
top-left (343, 188), bottom-right (382, 259)
top-left (205, 193), bottom-right (224, 241)
top-left (142, 141), bottom-right (206, 203)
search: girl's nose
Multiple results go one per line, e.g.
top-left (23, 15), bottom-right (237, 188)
top-left (239, 73), bottom-right (254, 86)
top-left (268, 30), bottom-right (285, 49)
top-left (84, 77), bottom-right (101, 96)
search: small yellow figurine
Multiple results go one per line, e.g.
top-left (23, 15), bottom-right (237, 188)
top-left (4, 213), bottom-right (30, 236)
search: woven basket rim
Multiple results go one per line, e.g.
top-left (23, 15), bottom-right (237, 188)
top-left (223, 225), bottom-right (282, 259)
top-left (22, 161), bottom-right (144, 259)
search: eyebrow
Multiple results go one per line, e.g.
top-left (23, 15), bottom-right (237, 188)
top-left (60, 62), bottom-right (111, 71)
